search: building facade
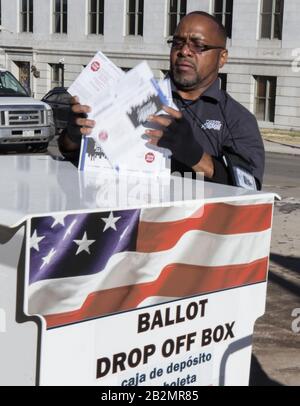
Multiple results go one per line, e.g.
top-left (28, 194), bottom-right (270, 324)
top-left (0, 0), bottom-right (299, 130)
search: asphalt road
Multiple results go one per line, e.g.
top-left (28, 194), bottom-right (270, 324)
top-left (251, 152), bottom-right (300, 386)
top-left (264, 152), bottom-right (300, 198)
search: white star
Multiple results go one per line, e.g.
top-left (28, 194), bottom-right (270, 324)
top-left (101, 212), bottom-right (121, 232)
top-left (73, 232), bottom-right (95, 255)
top-left (63, 219), bottom-right (77, 240)
top-left (30, 230), bottom-right (45, 251)
top-left (51, 214), bottom-right (66, 228)
top-left (40, 248), bottom-right (56, 270)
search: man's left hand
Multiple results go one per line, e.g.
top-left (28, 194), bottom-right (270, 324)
top-left (145, 105), bottom-right (214, 178)
top-left (145, 105), bottom-right (204, 168)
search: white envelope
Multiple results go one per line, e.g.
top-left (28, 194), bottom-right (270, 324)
top-left (69, 51), bottom-right (173, 177)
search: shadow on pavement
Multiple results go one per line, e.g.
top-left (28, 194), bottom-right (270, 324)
top-left (270, 253), bottom-right (300, 275)
top-left (269, 253), bottom-right (300, 297)
top-left (249, 355), bottom-right (282, 386)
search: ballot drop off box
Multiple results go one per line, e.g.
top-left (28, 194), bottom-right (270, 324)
top-left (0, 155), bottom-right (276, 386)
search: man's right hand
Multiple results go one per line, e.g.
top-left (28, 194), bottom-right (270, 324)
top-left (67, 96), bottom-right (95, 139)
top-left (58, 96), bottom-right (95, 154)
top-left (68, 96), bottom-right (95, 135)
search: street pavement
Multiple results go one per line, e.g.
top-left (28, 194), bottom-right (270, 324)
top-left (250, 139), bottom-right (300, 386)
top-left (264, 139), bottom-right (300, 156)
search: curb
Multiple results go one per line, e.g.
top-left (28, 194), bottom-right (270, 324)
top-left (263, 139), bottom-right (300, 155)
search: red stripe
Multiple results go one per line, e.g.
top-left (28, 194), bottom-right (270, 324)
top-left (137, 203), bottom-right (272, 253)
top-left (45, 257), bottom-right (268, 328)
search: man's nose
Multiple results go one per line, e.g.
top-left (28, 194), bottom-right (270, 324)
top-left (178, 42), bottom-right (193, 56)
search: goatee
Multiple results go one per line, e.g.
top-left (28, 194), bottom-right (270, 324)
top-left (170, 70), bottom-right (200, 91)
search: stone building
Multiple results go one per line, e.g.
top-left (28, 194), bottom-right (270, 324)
top-left (0, 0), bottom-right (299, 130)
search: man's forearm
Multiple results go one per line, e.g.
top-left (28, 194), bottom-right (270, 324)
top-left (192, 152), bottom-right (214, 178)
top-left (58, 131), bottom-right (81, 153)
top-left (57, 131), bottom-right (81, 165)
top-left (193, 153), bottom-right (231, 185)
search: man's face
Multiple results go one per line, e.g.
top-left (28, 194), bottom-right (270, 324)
top-left (170, 15), bottom-right (227, 91)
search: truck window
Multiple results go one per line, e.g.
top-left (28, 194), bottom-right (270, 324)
top-left (0, 71), bottom-right (29, 97)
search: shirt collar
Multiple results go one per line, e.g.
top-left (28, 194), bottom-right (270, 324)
top-left (171, 77), bottom-right (222, 103)
top-left (201, 78), bottom-right (222, 102)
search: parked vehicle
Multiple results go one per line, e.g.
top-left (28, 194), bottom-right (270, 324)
top-left (41, 87), bottom-right (72, 133)
top-left (0, 69), bottom-right (55, 152)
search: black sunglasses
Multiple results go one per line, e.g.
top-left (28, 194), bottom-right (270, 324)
top-left (167, 38), bottom-right (225, 54)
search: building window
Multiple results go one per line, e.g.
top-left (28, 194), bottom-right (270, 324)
top-left (254, 76), bottom-right (277, 122)
top-left (127, 0), bottom-right (144, 36)
top-left (89, 0), bottom-right (104, 35)
top-left (20, 0), bottom-right (33, 33)
top-left (213, 0), bottom-right (233, 39)
top-left (50, 63), bottom-right (64, 88)
top-left (15, 61), bottom-right (31, 93)
top-left (260, 0), bottom-right (284, 40)
top-left (168, 0), bottom-right (186, 36)
top-left (218, 73), bottom-right (227, 91)
top-left (53, 0), bottom-right (68, 34)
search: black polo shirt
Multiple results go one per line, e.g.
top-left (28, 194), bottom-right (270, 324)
top-left (170, 78), bottom-right (265, 188)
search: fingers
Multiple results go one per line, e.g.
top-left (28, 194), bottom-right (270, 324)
top-left (74, 115), bottom-right (95, 135)
top-left (162, 105), bottom-right (182, 119)
top-left (70, 96), bottom-right (79, 105)
top-left (144, 128), bottom-right (164, 141)
top-left (70, 95), bottom-right (95, 135)
top-left (71, 96), bottom-right (92, 115)
top-left (147, 114), bottom-right (172, 128)
top-left (77, 118), bottom-right (95, 135)
top-left (144, 128), bottom-right (165, 146)
top-left (146, 106), bottom-right (182, 131)
top-left (80, 126), bottom-right (93, 135)
top-left (76, 117), bottom-right (95, 127)
top-left (145, 108), bottom-right (179, 142)
top-left (148, 138), bottom-right (159, 146)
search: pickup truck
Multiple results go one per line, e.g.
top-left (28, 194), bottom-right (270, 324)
top-left (0, 69), bottom-right (55, 151)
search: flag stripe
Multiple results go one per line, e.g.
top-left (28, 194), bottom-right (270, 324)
top-left (139, 200), bottom-right (273, 223)
top-left (137, 203), bottom-right (272, 252)
top-left (45, 257), bottom-right (268, 328)
top-left (28, 228), bottom-right (271, 316)
top-left (220, 198), bottom-right (274, 207)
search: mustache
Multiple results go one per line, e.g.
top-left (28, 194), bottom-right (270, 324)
top-left (174, 58), bottom-right (197, 69)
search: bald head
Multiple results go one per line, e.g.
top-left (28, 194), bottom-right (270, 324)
top-left (176, 11), bottom-right (227, 48)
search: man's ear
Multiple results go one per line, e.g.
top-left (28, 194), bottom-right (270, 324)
top-left (219, 49), bottom-right (228, 69)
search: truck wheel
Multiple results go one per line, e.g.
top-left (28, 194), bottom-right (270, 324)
top-left (29, 143), bottom-right (49, 152)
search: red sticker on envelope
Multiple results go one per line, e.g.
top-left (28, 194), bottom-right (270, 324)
top-left (91, 61), bottom-right (101, 72)
top-left (98, 131), bottom-right (108, 142)
top-left (145, 152), bottom-right (155, 163)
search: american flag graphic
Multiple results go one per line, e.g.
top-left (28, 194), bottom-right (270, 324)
top-left (28, 200), bottom-right (273, 329)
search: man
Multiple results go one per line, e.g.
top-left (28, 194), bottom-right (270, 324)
top-left (59, 11), bottom-right (264, 189)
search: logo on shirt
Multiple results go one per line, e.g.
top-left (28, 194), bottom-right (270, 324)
top-left (201, 120), bottom-right (222, 131)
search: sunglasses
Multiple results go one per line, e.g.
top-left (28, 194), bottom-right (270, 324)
top-left (167, 37), bottom-right (225, 54)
